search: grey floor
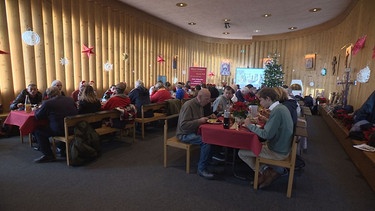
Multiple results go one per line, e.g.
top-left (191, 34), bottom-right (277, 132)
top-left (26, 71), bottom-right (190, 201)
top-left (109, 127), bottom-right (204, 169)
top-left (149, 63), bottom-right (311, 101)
top-left (0, 115), bottom-right (374, 211)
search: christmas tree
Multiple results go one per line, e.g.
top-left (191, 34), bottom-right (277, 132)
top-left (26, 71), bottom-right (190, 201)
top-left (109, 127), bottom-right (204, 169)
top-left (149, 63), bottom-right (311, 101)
top-left (262, 56), bottom-right (284, 87)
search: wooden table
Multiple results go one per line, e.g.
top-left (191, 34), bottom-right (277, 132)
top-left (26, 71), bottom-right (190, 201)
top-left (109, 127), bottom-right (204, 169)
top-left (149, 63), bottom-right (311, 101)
top-left (3, 110), bottom-right (47, 145)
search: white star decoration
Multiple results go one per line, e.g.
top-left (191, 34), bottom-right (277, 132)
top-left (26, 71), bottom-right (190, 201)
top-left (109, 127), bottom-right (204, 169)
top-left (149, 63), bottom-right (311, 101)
top-left (60, 57), bottom-right (69, 66)
top-left (104, 61), bottom-right (113, 71)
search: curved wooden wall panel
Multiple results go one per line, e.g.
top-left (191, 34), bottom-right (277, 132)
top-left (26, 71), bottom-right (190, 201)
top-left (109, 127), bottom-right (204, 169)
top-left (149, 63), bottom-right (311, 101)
top-left (0, 0), bottom-right (373, 111)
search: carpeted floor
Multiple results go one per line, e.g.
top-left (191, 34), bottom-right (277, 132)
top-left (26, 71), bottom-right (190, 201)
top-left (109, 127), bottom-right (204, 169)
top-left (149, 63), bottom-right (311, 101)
top-left (0, 115), bottom-right (374, 211)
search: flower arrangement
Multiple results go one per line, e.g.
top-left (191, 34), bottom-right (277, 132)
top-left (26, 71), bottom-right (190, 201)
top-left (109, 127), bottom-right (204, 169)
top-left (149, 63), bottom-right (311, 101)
top-left (231, 101), bottom-right (249, 118)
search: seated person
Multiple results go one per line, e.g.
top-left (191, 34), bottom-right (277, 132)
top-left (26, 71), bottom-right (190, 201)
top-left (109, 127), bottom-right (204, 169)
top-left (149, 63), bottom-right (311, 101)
top-left (102, 82), bottom-right (131, 128)
top-left (175, 84), bottom-right (189, 100)
top-left (33, 86), bottom-right (78, 163)
top-left (239, 88), bottom-right (294, 188)
top-left (102, 84), bottom-right (116, 102)
top-left (10, 83), bottom-right (42, 111)
top-left (128, 80), bottom-right (153, 118)
top-left (176, 88), bottom-right (216, 179)
top-left (235, 86), bottom-right (250, 103)
top-left (42, 80), bottom-right (66, 100)
top-left (78, 85), bottom-right (101, 114)
top-left (150, 83), bottom-right (172, 103)
top-left (71, 81), bottom-right (87, 102)
top-left (212, 86), bottom-right (235, 116)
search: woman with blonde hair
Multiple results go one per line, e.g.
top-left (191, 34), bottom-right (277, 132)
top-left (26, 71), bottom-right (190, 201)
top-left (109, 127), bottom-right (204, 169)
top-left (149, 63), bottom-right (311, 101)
top-left (273, 87), bottom-right (297, 126)
top-left (78, 84), bottom-right (101, 114)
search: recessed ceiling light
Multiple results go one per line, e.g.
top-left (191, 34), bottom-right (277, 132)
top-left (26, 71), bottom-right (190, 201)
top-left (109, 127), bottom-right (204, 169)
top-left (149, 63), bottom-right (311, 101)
top-left (188, 22), bottom-right (196, 25)
top-left (254, 29), bottom-right (261, 33)
top-left (223, 18), bottom-right (231, 22)
top-left (309, 8), bottom-right (321, 12)
top-left (288, 27), bottom-right (298, 30)
top-left (223, 32), bottom-right (230, 35)
top-left (262, 14), bottom-right (272, 18)
top-left (176, 3), bottom-right (187, 7)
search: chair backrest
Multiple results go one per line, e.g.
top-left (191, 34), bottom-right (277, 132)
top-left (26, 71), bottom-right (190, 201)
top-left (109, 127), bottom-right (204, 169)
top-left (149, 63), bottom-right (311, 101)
top-left (141, 102), bottom-right (167, 118)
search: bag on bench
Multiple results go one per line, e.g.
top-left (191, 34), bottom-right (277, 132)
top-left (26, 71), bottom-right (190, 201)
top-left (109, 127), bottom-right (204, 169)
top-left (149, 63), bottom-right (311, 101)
top-left (70, 121), bottom-right (101, 166)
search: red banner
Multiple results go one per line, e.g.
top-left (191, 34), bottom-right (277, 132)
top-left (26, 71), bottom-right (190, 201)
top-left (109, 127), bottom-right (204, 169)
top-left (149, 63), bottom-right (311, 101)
top-left (188, 67), bottom-right (207, 86)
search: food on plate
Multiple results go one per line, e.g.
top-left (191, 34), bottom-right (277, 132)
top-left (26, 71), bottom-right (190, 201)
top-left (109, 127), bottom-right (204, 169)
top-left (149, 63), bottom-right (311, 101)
top-left (207, 118), bottom-right (222, 124)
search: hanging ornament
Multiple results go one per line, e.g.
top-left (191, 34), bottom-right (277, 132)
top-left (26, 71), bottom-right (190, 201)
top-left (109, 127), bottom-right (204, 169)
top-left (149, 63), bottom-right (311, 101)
top-left (372, 45), bottom-right (375, 59)
top-left (157, 55), bottom-right (165, 63)
top-left (122, 53), bottom-right (128, 61)
top-left (208, 71), bottom-right (215, 77)
top-left (352, 35), bottom-right (367, 56)
top-left (104, 61), bottom-right (113, 71)
top-left (0, 50), bottom-right (9, 54)
top-left (321, 68), bottom-right (327, 76)
top-left (22, 30), bottom-right (40, 46)
top-left (357, 66), bottom-right (371, 83)
top-left (82, 44), bottom-right (94, 58)
top-left (59, 57), bottom-right (69, 66)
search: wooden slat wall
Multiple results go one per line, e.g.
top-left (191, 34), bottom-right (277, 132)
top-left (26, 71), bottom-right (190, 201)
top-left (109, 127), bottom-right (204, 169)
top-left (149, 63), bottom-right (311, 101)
top-left (0, 0), bottom-right (373, 112)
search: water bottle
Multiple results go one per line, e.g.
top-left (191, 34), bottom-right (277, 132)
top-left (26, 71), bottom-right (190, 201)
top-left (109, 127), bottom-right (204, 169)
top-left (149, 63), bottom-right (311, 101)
top-left (223, 110), bottom-right (230, 129)
top-left (24, 95), bottom-right (32, 113)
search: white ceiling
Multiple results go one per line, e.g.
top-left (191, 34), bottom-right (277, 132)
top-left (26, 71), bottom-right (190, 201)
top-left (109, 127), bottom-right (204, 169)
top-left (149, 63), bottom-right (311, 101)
top-left (118, 0), bottom-right (354, 40)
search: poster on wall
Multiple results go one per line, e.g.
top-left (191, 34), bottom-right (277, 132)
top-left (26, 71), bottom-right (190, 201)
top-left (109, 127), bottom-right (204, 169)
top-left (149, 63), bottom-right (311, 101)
top-left (188, 67), bottom-right (207, 86)
top-left (235, 68), bottom-right (265, 89)
top-left (220, 62), bottom-right (230, 76)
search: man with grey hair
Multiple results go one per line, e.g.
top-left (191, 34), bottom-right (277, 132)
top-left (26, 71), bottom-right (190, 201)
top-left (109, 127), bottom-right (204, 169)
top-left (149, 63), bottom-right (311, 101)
top-left (33, 86), bottom-right (78, 163)
top-left (176, 88), bottom-right (216, 179)
top-left (42, 80), bottom-right (66, 100)
top-left (129, 80), bottom-right (153, 118)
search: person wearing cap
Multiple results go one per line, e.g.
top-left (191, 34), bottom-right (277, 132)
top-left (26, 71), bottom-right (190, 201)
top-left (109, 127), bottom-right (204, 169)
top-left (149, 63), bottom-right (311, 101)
top-left (71, 81), bottom-right (87, 102)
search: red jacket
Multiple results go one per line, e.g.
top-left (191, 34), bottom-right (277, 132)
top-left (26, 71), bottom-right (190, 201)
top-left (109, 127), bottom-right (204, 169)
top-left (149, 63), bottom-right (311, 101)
top-left (102, 95), bottom-right (131, 110)
top-left (150, 88), bottom-right (172, 103)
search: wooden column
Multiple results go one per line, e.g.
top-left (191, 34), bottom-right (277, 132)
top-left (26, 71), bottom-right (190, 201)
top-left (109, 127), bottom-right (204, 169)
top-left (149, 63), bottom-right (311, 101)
top-left (71, 0), bottom-right (82, 89)
top-left (62, 0), bottom-right (73, 93)
top-left (94, 0), bottom-right (103, 94)
top-left (51, 0), bottom-right (65, 90)
top-left (80, 0), bottom-right (89, 82)
top-left (88, 1), bottom-right (96, 90)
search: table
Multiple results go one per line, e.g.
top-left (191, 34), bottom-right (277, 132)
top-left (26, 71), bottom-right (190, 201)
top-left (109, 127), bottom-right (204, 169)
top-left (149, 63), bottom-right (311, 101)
top-left (199, 123), bottom-right (262, 179)
top-left (3, 110), bottom-right (47, 145)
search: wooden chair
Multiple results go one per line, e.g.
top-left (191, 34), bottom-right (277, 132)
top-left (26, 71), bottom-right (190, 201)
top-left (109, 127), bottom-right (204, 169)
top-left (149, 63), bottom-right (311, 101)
top-left (134, 102), bottom-right (167, 139)
top-left (163, 114), bottom-right (197, 173)
top-left (253, 126), bottom-right (308, 198)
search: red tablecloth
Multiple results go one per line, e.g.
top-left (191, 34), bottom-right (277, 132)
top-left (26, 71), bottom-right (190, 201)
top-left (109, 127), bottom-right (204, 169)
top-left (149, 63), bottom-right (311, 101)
top-left (4, 110), bottom-right (47, 136)
top-left (199, 123), bottom-right (262, 156)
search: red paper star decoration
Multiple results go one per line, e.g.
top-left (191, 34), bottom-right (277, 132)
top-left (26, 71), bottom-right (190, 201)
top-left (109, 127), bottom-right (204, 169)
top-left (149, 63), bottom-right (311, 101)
top-left (208, 71), bottom-right (215, 77)
top-left (157, 56), bottom-right (165, 63)
top-left (0, 50), bottom-right (9, 54)
top-left (352, 35), bottom-right (367, 56)
top-left (372, 45), bottom-right (375, 59)
top-left (82, 44), bottom-right (94, 58)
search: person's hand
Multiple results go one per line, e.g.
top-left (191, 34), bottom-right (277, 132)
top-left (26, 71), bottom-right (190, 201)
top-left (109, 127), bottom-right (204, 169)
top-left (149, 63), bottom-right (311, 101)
top-left (257, 113), bottom-right (268, 123)
top-left (17, 103), bottom-right (24, 108)
top-left (208, 113), bottom-right (217, 119)
top-left (199, 117), bottom-right (209, 124)
top-left (259, 108), bottom-right (270, 118)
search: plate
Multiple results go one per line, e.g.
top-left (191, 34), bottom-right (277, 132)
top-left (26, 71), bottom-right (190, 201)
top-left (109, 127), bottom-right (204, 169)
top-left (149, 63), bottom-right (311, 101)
top-left (207, 119), bottom-right (222, 124)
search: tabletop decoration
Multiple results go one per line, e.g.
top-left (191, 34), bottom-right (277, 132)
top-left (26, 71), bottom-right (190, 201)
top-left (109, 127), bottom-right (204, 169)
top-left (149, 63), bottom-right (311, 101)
top-left (231, 101), bottom-right (249, 130)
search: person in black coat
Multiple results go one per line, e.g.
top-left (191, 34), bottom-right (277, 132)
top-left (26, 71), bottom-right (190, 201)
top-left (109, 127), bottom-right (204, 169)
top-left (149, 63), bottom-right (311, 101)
top-left (128, 80), bottom-right (153, 118)
top-left (33, 86), bottom-right (78, 163)
top-left (10, 84), bottom-right (42, 110)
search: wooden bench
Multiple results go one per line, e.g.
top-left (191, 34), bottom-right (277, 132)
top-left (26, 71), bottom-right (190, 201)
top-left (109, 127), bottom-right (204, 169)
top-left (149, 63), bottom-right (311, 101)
top-left (50, 110), bottom-right (135, 166)
top-left (319, 106), bottom-right (375, 192)
top-left (135, 102), bottom-right (167, 139)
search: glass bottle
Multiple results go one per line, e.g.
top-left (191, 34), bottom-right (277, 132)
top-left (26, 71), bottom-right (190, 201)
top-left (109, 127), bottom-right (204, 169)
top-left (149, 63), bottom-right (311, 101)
top-left (223, 110), bottom-right (230, 129)
top-left (24, 95), bottom-right (32, 113)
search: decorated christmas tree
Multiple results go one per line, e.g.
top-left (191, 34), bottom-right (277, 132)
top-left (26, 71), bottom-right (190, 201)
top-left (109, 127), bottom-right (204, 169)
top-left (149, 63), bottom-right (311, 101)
top-left (262, 56), bottom-right (284, 87)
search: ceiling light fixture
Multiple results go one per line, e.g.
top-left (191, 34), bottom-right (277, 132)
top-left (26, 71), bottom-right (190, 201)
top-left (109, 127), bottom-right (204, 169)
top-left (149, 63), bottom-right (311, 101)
top-left (188, 22), bottom-right (196, 25)
top-left (288, 27), bottom-right (297, 30)
top-left (176, 3), bottom-right (187, 7)
top-left (223, 32), bottom-right (230, 35)
top-left (254, 29), bottom-right (261, 33)
top-left (262, 14), bottom-right (272, 18)
top-left (309, 8), bottom-right (321, 12)
top-left (223, 18), bottom-right (231, 22)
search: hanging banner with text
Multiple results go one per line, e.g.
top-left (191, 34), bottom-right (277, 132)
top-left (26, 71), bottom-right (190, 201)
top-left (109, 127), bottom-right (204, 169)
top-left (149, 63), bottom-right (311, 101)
top-left (188, 67), bottom-right (207, 86)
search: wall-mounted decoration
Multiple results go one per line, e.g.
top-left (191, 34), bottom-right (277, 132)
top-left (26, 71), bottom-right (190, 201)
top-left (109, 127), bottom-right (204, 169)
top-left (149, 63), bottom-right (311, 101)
top-left (357, 66), bottom-right (370, 83)
top-left (104, 61), bottom-right (113, 71)
top-left (332, 56), bottom-right (338, 75)
top-left (305, 54), bottom-right (316, 69)
top-left (345, 45), bottom-right (352, 68)
top-left (22, 30), bottom-right (40, 46)
top-left (372, 45), bottom-right (375, 59)
top-left (188, 67), bottom-right (207, 86)
top-left (60, 57), bottom-right (69, 66)
top-left (82, 44), bottom-right (94, 58)
top-left (220, 61), bottom-right (230, 76)
top-left (352, 35), bottom-right (367, 56)
top-left (262, 58), bottom-right (272, 69)
top-left (172, 55), bottom-right (178, 69)
top-left (321, 68), bottom-right (327, 76)
top-left (0, 50), bottom-right (9, 54)
top-left (157, 55), bottom-right (164, 63)
top-left (122, 53), bottom-right (128, 61)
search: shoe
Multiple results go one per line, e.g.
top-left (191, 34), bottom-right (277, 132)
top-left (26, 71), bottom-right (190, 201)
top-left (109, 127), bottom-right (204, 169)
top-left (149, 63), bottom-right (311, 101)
top-left (198, 169), bottom-right (215, 180)
top-left (251, 173), bottom-right (266, 187)
top-left (259, 168), bottom-right (281, 189)
top-left (34, 155), bottom-right (56, 163)
top-left (212, 154), bottom-right (225, 162)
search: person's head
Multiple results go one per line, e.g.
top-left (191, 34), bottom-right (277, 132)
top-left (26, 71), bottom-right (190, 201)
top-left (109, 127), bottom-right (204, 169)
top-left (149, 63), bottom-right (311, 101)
top-left (46, 86), bottom-right (61, 98)
top-left (195, 84), bottom-right (201, 91)
top-left (135, 80), bottom-right (144, 88)
top-left (116, 82), bottom-right (127, 94)
top-left (79, 81), bottom-right (87, 91)
top-left (245, 84), bottom-right (253, 89)
top-left (51, 80), bottom-right (63, 91)
top-left (240, 87), bottom-right (250, 96)
top-left (196, 88), bottom-right (211, 106)
top-left (256, 87), bottom-right (278, 108)
top-left (154, 81), bottom-right (164, 90)
top-left (223, 86), bottom-right (235, 100)
top-left (27, 84), bottom-right (38, 96)
top-left (273, 87), bottom-right (289, 102)
top-left (80, 84), bottom-right (97, 102)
